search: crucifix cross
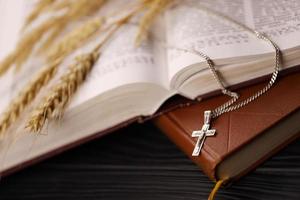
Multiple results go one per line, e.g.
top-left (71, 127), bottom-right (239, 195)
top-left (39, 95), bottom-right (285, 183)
top-left (192, 111), bottom-right (216, 156)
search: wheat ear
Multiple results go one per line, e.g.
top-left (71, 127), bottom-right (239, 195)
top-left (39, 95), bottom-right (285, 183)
top-left (0, 16), bottom-right (105, 134)
top-left (22, 0), bottom-right (56, 30)
top-left (26, 52), bottom-right (100, 132)
top-left (38, 0), bottom-right (107, 52)
top-left (0, 0), bottom-right (106, 76)
top-left (136, 0), bottom-right (174, 45)
top-left (0, 18), bottom-right (58, 75)
top-left (0, 58), bottom-right (62, 135)
top-left (26, 10), bottom-right (136, 133)
top-left (47, 17), bottom-right (104, 62)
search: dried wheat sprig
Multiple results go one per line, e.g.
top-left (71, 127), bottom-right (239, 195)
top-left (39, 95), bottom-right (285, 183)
top-left (54, 0), bottom-right (106, 15)
top-left (0, 0), bottom-right (107, 76)
top-left (0, 17), bottom-right (59, 75)
top-left (47, 17), bottom-right (104, 62)
top-left (46, 5), bottom-right (144, 63)
top-left (48, 0), bottom-right (72, 12)
top-left (38, 0), bottom-right (107, 53)
top-left (0, 5), bottom-right (139, 135)
top-left (22, 0), bottom-right (56, 30)
top-left (26, 11), bottom-right (135, 133)
top-left (26, 52), bottom-right (100, 132)
top-left (0, 58), bottom-right (62, 135)
top-left (136, 0), bottom-right (174, 45)
top-left (25, 0), bottom-right (106, 30)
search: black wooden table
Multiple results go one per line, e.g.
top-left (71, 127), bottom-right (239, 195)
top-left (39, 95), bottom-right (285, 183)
top-left (0, 122), bottom-right (299, 200)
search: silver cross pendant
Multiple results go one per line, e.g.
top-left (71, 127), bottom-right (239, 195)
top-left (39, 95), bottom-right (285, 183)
top-left (192, 110), bottom-right (216, 156)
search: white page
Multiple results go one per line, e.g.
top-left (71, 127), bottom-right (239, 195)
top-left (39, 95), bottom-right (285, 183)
top-left (165, 0), bottom-right (300, 81)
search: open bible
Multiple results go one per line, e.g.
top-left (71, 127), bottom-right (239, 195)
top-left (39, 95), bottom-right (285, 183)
top-left (0, 0), bottom-right (300, 174)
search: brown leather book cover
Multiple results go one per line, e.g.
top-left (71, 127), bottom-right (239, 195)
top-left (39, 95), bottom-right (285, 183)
top-left (154, 72), bottom-right (300, 182)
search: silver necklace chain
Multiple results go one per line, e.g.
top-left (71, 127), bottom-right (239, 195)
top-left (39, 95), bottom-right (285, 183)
top-left (171, 4), bottom-right (282, 119)
top-left (195, 31), bottom-right (280, 119)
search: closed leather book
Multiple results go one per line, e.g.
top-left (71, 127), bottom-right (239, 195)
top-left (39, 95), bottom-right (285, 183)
top-left (154, 72), bottom-right (300, 182)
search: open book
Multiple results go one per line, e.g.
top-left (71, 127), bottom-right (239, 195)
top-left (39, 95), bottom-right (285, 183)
top-left (0, 0), bottom-right (299, 174)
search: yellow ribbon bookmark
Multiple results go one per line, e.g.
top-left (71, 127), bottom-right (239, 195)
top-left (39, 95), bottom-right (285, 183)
top-left (208, 179), bottom-right (227, 200)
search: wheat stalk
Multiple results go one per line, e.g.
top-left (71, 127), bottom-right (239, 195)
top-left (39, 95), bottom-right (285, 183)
top-left (47, 17), bottom-right (104, 61)
top-left (48, 0), bottom-right (72, 11)
top-left (26, 52), bottom-right (100, 132)
top-left (26, 10), bottom-right (136, 133)
top-left (0, 4), bottom-right (140, 134)
top-left (0, 18), bottom-right (59, 75)
top-left (0, 0), bottom-right (107, 76)
top-left (0, 16), bottom-right (105, 135)
top-left (0, 58), bottom-right (62, 135)
top-left (136, 0), bottom-right (174, 45)
top-left (22, 0), bottom-right (56, 30)
top-left (37, 0), bottom-right (107, 53)
top-left (0, 0), bottom-right (169, 135)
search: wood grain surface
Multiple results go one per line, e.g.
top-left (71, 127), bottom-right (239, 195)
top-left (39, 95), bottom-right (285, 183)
top-left (0, 122), bottom-right (299, 200)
